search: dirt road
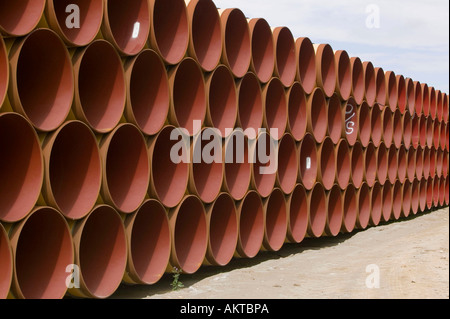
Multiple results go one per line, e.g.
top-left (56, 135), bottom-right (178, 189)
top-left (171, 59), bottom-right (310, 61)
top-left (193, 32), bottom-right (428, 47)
top-left (112, 207), bottom-right (449, 299)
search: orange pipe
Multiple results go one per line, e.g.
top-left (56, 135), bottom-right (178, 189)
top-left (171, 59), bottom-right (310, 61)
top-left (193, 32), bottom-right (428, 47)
top-left (325, 184), bottom-right (343, 236)
top-left (0, 223), bottom-right (12, 299)
top-left (236, 72), bottom-right (263, 133)
top-left (306, 87), bottom-right (328, 143)
top-left (370, 182), bottom-right (383, 226)
top-left (272, 27), bottom-right (296, 87)
top-left (287, 82), bottom-right (307, 141)
top-left (298, 132), bottom-right (318, 190)
top-left (262, 188), bottom-right (288, 252)
top-left (248, 18), bottom-right (274, 84)
top-left (0, 34), bottom-right (7, 108)
top-left (307, 183), bottom-right (327, 238)
top-left (350, 57), bottom-right (365, 104)
top-left (363, 61), bottom-right (376, 106)
top-left (314, 43), bottom-right (336, 98)
top-left (334, 50), bottom-right (352, 101)
top-left (356, 182), bottom-right (371, 230)
top-left (327, 93), bottom-right (344, 145)
top-left (286, 184), bottom-right (308, 243)
top-left (342, 184), bottom-right (357, 233)
top-left (0, 0), bottom-right (45, 37)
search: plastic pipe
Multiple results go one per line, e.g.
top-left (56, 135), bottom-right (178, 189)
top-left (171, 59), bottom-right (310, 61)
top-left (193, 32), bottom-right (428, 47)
top-left (407, 148), bottom-right (417, 183)
top-left (295, 37), bottom-right (316, 94)
top-left (236, 72), bottom-right (263, 133)
top-left (439, 176), bottom-right (446, 207)
top-left (376, 143), bottom-right (388, 186)
top-left (336, 139), bottom-right (351, 190)
top-left (251, 131), bottom-right (277, 198)
top-left (148, 126), bottom-right (189, 208)
top-left (416, 146), bottom-right (424, 179)
top-left (314, 43), bottom-right (336, 98)
top-left (381, 108), bottom-right (394, 148)
top-left (344, 97), bottom-right (359, 146)
top-left (0, 0), bottom-right (45, 37)
top-left (382, 182), bottom-right (393, 222)
top-left (432, 177), bottom-right (440, 207)
top-left (334, 50), bottom-right (352, 101)
top-left (222, 129), bottom-right (252, 201)
top-left (307, 87), bottom-right (328, 143)
top-left (277, 133), bottom-right (298, 194)
top-left (364, 142), bottom-right (377, 187)
top-left (123, 199), bottom-right (171, 285)
top-left (298, 133), bottom-right (318, 190)
top-left (358, 101), bottom-right (371, 147)
top-left (363, 61), bottom-right (376, 106)
top-left (42, 121), bottom-right (101, 220)
top-left (429, 147), bottom-right (436, 178)
top-left (419, 177), bottom-right (427, 212)
top-left (287, 82), bottom-right (307, 141)
top-left (327, 93), bottom-right (344, 145)
top-left (0, 34), bottom-right (8, 108)
top-left (393, 109), bottom-right (403, 149)
top-left (418, 115), bottom-right (427, 149)
top-left (403, 110), bottom-right (413, 149)
top-left (262, 77), bottom-right (288, 140)
top-left (402, 180), bottom-right (412, 217)
top-left (396, 74), bottom-right (407, 114)
top-left (9, 207), bottom-right (73, 299)
top-left (317, 136), bottom-right (336, 191)
top-left (72, 39), bottom-right (126, 134)
top-left (439, 121), bottom-right (446, 151)
top-left (426, 176), bottom-right (433, 210)
top-left (351, 141), bottom-right (365, 189)
top-left (262, 188), bottom-right (287, 251)
top-left (350, 57), bottom-right (364, 104)
top-left (436, 149), bottom-right (443, 177)
top-left (102, 0), bottom-right (151, 56)
top-left (405, 77), bottom-right (415, 115)
top-left (219, 8), bottom-right (251, 78)
top-left (374, 67), bottom-right (386, 105)
top-left (205, 64), bottom-right (238, 138)
top-left (235, 191), bottom-right (264, 258)
top-left (371, 104), bottom-right (382, 147)
top-left (286, 184), bottom-right (308, 243)
top-left (413, 81), bottom-right (423, 116)
top-left (189, 128), bottom-right (224, 204)
top-left (307, 183), bottom-right (327, 238)
top-left (387, 144), bottom-right (398, 184)
top-left (168, 57), bottom-right (207, 136)
top-left (8, 28), bottom-right (74, 132)
top-left (397, 145), bottom-right (407, 183)
top-left (100, 124), bottom-right (150, 213)
top-left (272, 27), bottom-right (296, 87)
top-left (325, 185), bottom-right (343, 236)
top-left (342, 184), bottom-right (357, 233)
top-left (411, 114), bottom-right (420, 149)
top-left (0, 113), bottom-right (43, 223)
top-left (69, 205), bottom-right (127, 299)
top-left (423, 147), bottom-right (431, 179)
top-left (385, 71), bottom-right (398, 112)
top-left (124, 49), bottom-right (170, 136)
top-left (421, 83), bottom-right (430, 117)
top-left (356, 182), bottom-right (371, 229)
top-left (186, 0), bottom-right (222, 72)
top-left (204, 193), bottom-right (238, 266)
top-left (45, 0), bottom-right (103, 47)
top-left (410, 178), bottom-right (420, 215)
top-left (392, 180), bottom-right (403, 220)
top-left (0, 224), bottom-right (12, 299)
top-left (436, 89), bottom-right (443, 122)
top-left (426, 116), bottom-right (433, 148)
top-left (168, 195), bottom-right (207, 274)
top-left (433, 120), bottom-right (441, 150)
top-left (370, 182), bottom-right (383, 226)
top-left (429, 86), bottom-right (437, 120)
top-left (248, 18), bottom-right (274, 84)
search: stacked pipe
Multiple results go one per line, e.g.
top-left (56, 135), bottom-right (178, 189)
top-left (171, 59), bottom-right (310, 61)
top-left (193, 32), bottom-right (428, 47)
top-left (0, 0), bottom-right (448, 299)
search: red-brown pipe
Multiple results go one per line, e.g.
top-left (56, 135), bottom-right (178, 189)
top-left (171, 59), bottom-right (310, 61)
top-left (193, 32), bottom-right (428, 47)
top-left (433, 120), bottom-right (441, 150)
top-left (124, 49), bottom-right (170, 136)
top-left (387, 144), bottom-right (398, 184)
top-left (286, 184), bottom-right (308, 243)
top-left (358, 101), bottom-right (371, 147)
top-left (396, 74), bottom-right (407, 114)
top-left (385, 71), bottom-right (398, 112)
top-left (410, 178), bottom-right (420, 215)
top-left (189, 128), bottom-right (224, 203)
top-left (235, 190), bottom-right (264, 258)
top-left (236, 72), bottom-right (263, 134)
top-left (403, 110), bottom-right (413, 149)
top-left (317, 136), bottom-right (336, 191)
top-left (262, 77), bottom-right (288, 139)
top-left (45, 0), bottom-right (103, 47)
top-left (42, 121), bottom-right (101, 220)
top-left (397, 145), bottom-right (407, 183)
top-left (168, 57), bottom-right (207, 136)
top-left (426, 176), bottom-right (433, 210)
top-left (393, 109), bottom-right (403, 149)
top-left (287, 82), bottom-right (307, 141)
top-left (295, 37), bottom-right (316, 95)
top-left (421, 83), bottom-right (430, 117)
top-left (356, 182), bottom-right (371, 229)
top-left (0, 0), bottom-right (45, 37)
top-left (443, 93), bottom-right (449, 123)
top-left (411, 112), bottom-right (420, 149)
top-left (342, 184), bottom-right (357, 233)
top-left (370, 182), bottom-right (383, 226)
top-left (0, 223), bottom-right (12, 299)
top-left (374, 67), bottom-right (387, 106)
top-left (102, 0), bottom-right (151, 56)
top-left (407, 148), bottom-right (416, 183)
top-left (439, 176), bottom-right (446, 207)
top-left (416, 146), bottom-right (424, 179)
top-left (350, 57), bottom-right (365, 105)
top-left (445, 176), bottom-right (449, 205)
top-left (334, 50), bottom-right (352, 101)
top-left (205, 64), bottom-right (238, 138)
top-left (429, 86), bottom-right (437, 120)
top-left (273, 27), bottom-right (296, 88)
top-left (9, 207), bottom-right (73, 299)
top-left (382, 182), bottom-right (393, 222)
top-left (392, 180), bottom-right (403, 220)
top-left (336, 139), bottom-right (351, 190)
top-left (298, 133), bottom-right (318, 190)
top-left (186, 0), bottom-right (222, 72)
top-left (440, 122), bottom-right (446, 151)
top-left (100, 124), bottom-right (149, 214)
top-left (307, 87), bottom-right (328, 143)
top-left (222, 129), bottom-right (252, 201)
top-left (432, 177), bottom-right (440, 208)
top-left (205, 193), bottom-right (238, 266)
top-left (371, 104), bottom-right (383, 147)
top-left (314, 43), bottom-right (336, 98)
top-left (8, 28), bottom-right (74, 132)
top-left (443, 150), bottom-right (449, 177)
top-left (325, 185), bottom-right (343, 236)
top-left (262, 188), bottom-right (287, 251)
top-left (248, 18), bottom-right (274, 84)
top-left (413, 81), bottom-right (423, 116)
top-left (381, 108), bottom-right (394, 148)
top-left (148, 125), bottom-right (189, 208)
top-left (419, 177), bottom-right (427, 212)
top-left (0, 34), bottom-right (7, 108)
top-left (435, 148), bottom-right (443, 177)
top-left (69, 205), bottom-right (127, 299)
top-left (351, 141), bottom-right (365, 189)
top-left (402, 180), bottom-right (412, 218)
top-left (252, 131), bottom-right (278, 198)
top-left (344, 97), bottom-right (359, 146)
top-left (364, 142), bottom-right (377, 187)
top-left (426, 116), bottom-right (433, 148)
top-left (73, 39), bottom-right (126, 134)
top-left (446, 124), bottom-right (449, 151)
top-left (327, 93), bottom-right (344, 145)
top-left (423, 147), bottom-right (432, 179)
top-left (123, 199), bottom-right (171, 285)
top-left (436, 90), bottom-right (443, 122)
top-left (418, 115), bottom-right (427, 149)
top-left (168, 195), bottom-right (207, 274)
top-left (377, 143), bottom-right (388, 186)
top-left (307, 183), bottom-right (327, 238)
top-left (429, 147), bottom-right (437, 178)
top-left (363, 61), bottom-right (376, 106)
top-left (219, 8), bottom-right (251, 78)
top-left (277, 133), bottom-right (298, 194)
top-left (0, 113), bottom-right (43, 223)
top-left (405, 77), bottom-right (415, 116)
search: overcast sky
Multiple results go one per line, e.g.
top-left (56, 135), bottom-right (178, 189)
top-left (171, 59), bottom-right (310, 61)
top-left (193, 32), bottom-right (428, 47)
top-left (214, 0), bottom-right (449, 94)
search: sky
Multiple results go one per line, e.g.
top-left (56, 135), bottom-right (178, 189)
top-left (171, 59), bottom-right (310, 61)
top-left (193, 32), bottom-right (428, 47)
top-left (214, 0), bottom-right (450, 94)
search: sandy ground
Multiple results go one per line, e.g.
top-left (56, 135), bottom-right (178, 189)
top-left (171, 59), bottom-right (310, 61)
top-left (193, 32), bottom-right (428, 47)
top-left (112, 207), bottom-right (449, 299)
